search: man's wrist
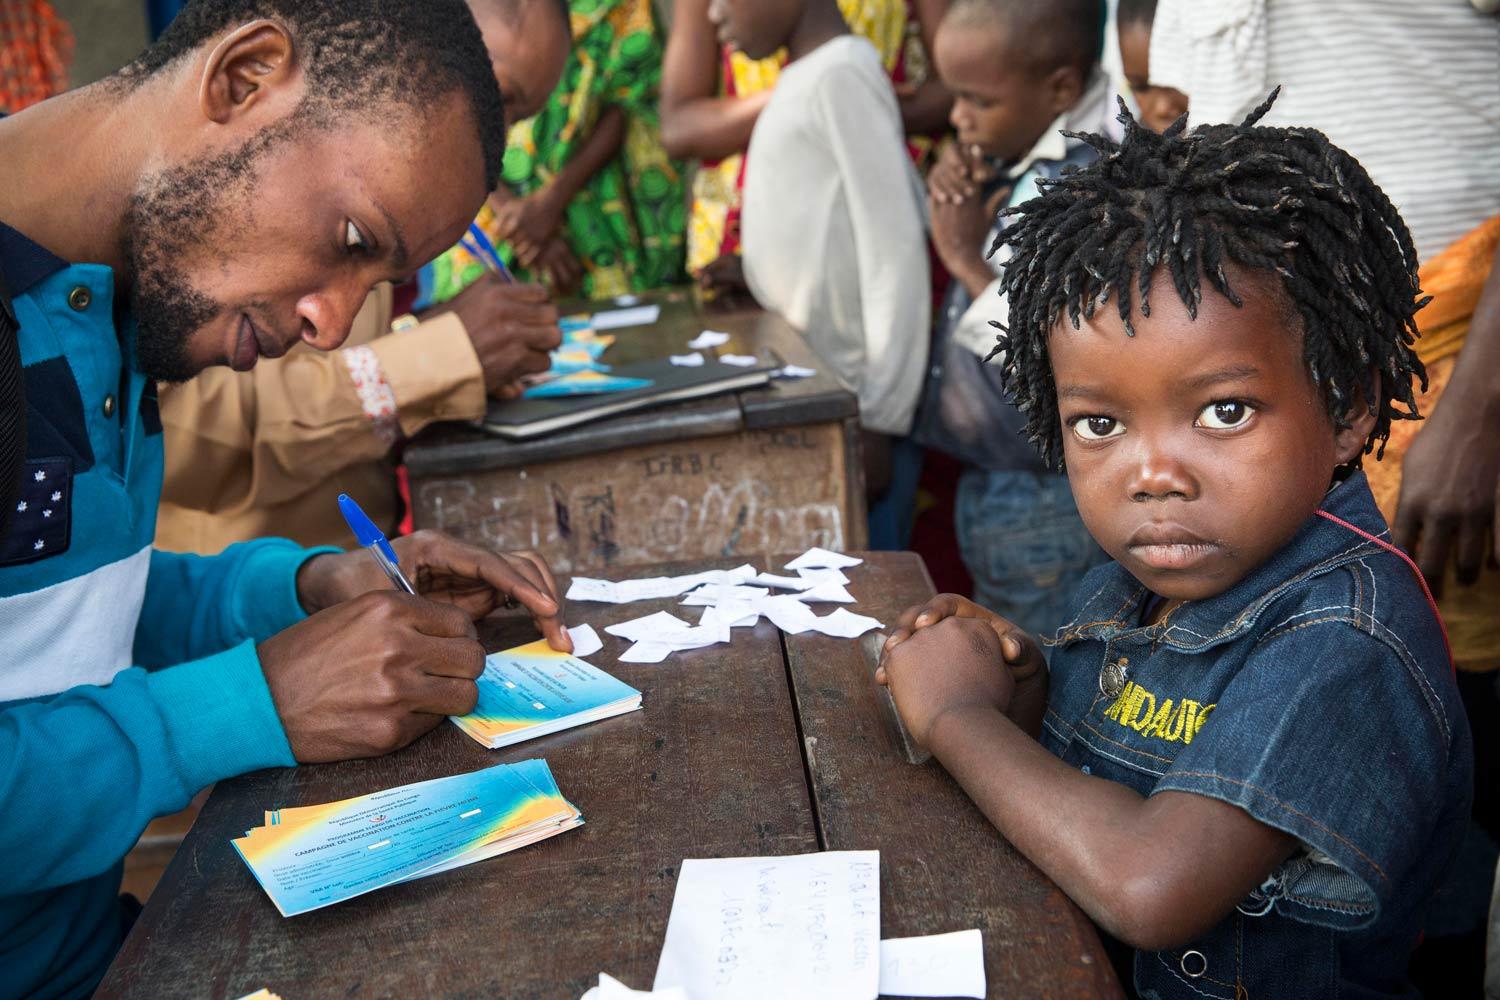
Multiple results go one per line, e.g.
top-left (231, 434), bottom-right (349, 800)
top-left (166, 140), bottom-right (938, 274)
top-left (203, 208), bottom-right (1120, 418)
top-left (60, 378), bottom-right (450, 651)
top-left (296, 553), bottom-right (343, 615)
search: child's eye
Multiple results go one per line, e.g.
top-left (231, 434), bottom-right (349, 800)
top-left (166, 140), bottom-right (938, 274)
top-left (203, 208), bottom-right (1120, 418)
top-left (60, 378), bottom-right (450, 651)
top-left (1071, 416), bottom-right (1124, 441)
top-left (344, 220), bottom-right (369, 252)
top-left (1196, 400), bottom-right (1255, 429)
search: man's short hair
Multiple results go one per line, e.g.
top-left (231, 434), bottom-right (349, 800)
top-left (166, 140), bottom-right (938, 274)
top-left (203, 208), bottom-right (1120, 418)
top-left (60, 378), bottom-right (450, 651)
top-left (120, 0), bottom-right (508, 186)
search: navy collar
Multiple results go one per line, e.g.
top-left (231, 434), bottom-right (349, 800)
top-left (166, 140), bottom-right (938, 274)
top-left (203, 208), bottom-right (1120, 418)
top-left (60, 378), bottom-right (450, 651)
top-left (1053, 471), bottom-right (1395, 653)
top-left (0, 221), bottom-right (69, 304)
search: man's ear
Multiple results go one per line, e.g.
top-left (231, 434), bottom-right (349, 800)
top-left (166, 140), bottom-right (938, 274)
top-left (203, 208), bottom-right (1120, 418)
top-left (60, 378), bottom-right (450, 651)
top-left (198, 20), bottom-right (297, 125)
top-left (1334, 370), bottom-right (1381, 465)
top-left (1045, 65), bottom-right (1084, 119)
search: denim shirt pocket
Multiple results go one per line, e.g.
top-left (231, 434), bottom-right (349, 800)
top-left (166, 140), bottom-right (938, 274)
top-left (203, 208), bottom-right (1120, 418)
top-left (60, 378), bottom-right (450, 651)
top-left (1135, 910), bottom-right (1341, 1000)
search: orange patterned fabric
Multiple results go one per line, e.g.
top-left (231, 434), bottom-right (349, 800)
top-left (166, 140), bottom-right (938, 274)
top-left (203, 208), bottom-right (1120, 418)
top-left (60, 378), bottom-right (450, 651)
top-left (0, 0), bottom-right (72, 113)
top-left (1366, 215), bottom-right (1500, 671)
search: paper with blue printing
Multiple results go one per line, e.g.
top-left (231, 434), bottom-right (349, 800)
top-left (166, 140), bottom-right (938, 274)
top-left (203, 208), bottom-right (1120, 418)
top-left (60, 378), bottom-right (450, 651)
top-left (234, 759), bottom-right (581, 916)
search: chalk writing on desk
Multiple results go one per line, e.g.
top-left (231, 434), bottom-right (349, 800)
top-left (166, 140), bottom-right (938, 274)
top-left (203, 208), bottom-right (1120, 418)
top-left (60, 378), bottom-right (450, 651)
top-left (412, 425), bottom-right (850, 573)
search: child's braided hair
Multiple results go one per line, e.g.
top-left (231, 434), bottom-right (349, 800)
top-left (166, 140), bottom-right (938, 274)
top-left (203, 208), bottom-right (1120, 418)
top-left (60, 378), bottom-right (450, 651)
top-left (990, 89), bottom-right (1428, 470)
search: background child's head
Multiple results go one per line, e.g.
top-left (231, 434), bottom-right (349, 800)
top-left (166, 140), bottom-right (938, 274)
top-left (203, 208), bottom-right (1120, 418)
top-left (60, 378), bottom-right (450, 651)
top-left (935, 0), bottom-right (1105, 164)
top-left (993, 94), bottom-right (1428, 601)
top-left (1116, 0), bottom-right (1189, 133)
top-left (708, 0), bottom-right (817, 62)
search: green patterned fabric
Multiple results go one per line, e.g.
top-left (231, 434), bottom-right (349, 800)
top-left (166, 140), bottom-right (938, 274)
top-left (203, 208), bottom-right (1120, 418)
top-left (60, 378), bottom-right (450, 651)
top-left (421, 0), bottom-right (685, 304)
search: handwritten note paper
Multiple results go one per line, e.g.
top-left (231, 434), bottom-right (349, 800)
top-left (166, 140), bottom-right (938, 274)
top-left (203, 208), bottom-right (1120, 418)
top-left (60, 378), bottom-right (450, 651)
top-left (878, 929), bottom-right (985, 998)
top-left (653, 850), bottom-right (881, 1000)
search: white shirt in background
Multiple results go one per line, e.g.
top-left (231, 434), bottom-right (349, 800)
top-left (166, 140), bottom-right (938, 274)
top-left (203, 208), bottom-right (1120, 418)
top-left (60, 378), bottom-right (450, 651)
top-left (741, 35), bottom-right (931, 436)
top-left (1149, 0), bottom-right (1500, 264)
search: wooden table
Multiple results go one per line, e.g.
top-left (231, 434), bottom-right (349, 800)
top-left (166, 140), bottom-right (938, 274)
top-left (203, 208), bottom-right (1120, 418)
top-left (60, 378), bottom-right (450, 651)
top-left (98, 553), bottom-right (1121, 999)
top-left (404, 289), bottom-right (868, 576)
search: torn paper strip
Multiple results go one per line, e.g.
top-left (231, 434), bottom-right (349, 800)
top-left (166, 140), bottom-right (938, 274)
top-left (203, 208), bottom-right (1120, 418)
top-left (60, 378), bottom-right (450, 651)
top-left (686, 330), bottom-right (730, 350)
top-left (785, 547), bottom-right (864, 571)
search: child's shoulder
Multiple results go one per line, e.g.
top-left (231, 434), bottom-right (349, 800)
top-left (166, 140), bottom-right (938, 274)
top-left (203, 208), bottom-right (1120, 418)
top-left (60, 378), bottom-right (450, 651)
top-left (780, 35), bottom-right (891, 101)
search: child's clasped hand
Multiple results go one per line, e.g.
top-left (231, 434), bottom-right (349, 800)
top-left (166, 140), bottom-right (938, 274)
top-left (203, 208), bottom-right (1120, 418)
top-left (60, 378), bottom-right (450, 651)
top-left (876, 595), bottom-right (1046, 749)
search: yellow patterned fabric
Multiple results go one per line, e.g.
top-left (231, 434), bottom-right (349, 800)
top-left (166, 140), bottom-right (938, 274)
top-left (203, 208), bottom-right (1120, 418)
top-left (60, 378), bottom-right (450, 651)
top-left (686, 0), bottom-right (919, 276)
top-left (1366, 215), bottom-right (1500, 671)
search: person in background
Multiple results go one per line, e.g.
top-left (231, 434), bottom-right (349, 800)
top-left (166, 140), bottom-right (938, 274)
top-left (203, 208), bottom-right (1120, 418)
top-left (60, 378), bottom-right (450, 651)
top-left (155, 0), bottom-right (572, 554)
top-left (710, 0), bottom-right (930, 541)
top-left (0, 1), bottom-right (573, 994)
top-left (420, 0), bottom-right (685, 303)
top-left (914, 0), bottom-right (1111, 640)
top-left (0, 0), bottom-right (71, 112)
top-left (663, 0), bottom-right (950, 297)
top-left (1114, 0), bottom-right (1185, 133)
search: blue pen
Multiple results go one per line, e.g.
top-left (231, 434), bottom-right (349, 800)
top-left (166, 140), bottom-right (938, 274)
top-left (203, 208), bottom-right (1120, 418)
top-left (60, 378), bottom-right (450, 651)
top-left (338, 493), bottom-right (416, 595)
top-left (464, 222), bottom-right (514, 283)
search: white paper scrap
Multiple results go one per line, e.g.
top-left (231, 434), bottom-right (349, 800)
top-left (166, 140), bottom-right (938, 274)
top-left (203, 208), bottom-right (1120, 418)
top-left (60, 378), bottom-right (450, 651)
top-left (701, 602), bottom-right (760, 629)
top-left (877, 930), bottom-right (985, 999)
top-left (719, 353), bottom-right (759, 367)
top-left (775, 364), bottom-right (818, 379)
top-left (796, 566), bottom-right (850, 586)
top-left (669, 353), bottom-right (705, 367)
top-left (754, 594), bottom-right (819, 634)
top-left (581, 973), bottom-right (688, 1000)
top-left (810, 608), bottom-right (883, 639)
top-left (686, 329), bottom-right (731, 350)
top-left (750, 573), bottom-right (819, 591)
top-left (794, 582), bottom-right (856, 604)
top-left (568, 566), bottom-right (758, 604)
top-left (591, 304), bottom-right (661, 330)
top-left (567, 623), bottom-right (604, 658)
top-left (653, 850), bottom-right (881, 1000)
top-left (786, 547), bottom-right (864, 571)
top-left (605, 612), bottom-right (692, 643)
top-left (681, 584), bottom-right (770, 606)
top-left (620, 641), bottom-right (675, 664)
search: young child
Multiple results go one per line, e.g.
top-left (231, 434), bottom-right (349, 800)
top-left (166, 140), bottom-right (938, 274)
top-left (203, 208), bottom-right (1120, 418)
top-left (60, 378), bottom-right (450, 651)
top-left (916, 0), bottom-right (1113, 639)
top-left (1116, 0), bottom-right (1188, 133)
top-left (879, 95), bottom-right (1473, 997)
top-left (708, 0), bottom-right (930, 475)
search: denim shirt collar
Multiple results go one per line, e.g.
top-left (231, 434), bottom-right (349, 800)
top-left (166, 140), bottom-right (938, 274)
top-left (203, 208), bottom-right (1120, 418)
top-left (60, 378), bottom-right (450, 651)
top-left (1053, 471), bottom-right (1392, 653)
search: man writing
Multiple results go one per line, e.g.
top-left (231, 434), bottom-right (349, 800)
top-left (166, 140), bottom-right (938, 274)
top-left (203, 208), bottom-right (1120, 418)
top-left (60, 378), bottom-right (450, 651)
top-left (0, 2), bottom-right (570, 995)
top-left (155, 0), bottom-right (575, 552)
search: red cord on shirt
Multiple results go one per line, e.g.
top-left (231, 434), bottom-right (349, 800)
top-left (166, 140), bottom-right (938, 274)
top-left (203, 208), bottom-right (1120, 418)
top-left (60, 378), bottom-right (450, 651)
top-left (1314, 509), bottom-right (1455, 674)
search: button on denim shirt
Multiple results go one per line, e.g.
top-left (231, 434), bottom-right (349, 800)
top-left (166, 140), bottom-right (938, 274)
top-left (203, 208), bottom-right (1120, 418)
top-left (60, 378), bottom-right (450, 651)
top-left (1041, 473), bottom-right (1472, 999)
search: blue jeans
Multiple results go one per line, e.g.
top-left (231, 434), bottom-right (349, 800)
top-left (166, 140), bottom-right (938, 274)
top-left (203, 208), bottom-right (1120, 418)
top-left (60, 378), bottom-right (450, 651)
top-left (955, 468), bottom-right (1107, 641)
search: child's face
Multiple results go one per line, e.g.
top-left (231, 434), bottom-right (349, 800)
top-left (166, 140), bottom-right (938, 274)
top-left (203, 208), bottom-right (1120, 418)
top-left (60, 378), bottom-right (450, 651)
top-left (1049, 268), bottom-right (1375, 602)
top-left (707, 0), bottom-right (802, 61)
top-left (1117, 21), bottom-right (1189, 134)
top-left (935, 21), bottom-right (1081, 164)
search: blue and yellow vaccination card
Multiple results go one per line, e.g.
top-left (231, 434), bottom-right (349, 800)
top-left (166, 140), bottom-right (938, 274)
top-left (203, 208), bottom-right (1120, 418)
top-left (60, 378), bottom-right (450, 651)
top-left (451, 637), bottom-right (642, 749)
top-left (233, 759), bottom-right (581, 917)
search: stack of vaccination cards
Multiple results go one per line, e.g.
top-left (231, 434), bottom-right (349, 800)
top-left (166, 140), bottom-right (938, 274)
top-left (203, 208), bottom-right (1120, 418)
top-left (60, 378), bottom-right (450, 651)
top-left (234, 760), bottom-right (581, 917)
top-left (450, 637), bottom-right (642, 749)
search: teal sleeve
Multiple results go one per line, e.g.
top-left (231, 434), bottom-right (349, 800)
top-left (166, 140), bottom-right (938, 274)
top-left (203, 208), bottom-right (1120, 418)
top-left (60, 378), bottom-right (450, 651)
top-left (135, 541), bottom-right (342, 667)
top-left (0, 642), bottom-right (294, 896)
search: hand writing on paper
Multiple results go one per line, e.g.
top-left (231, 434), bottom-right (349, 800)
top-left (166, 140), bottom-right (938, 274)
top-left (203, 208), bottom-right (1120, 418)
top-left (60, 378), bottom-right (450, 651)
top-left (423, 278), bottom-right (561, 397)
top-left (297, 530), bottom-right (570, 650)
top-left (876, 616), bottom-right (1016, 751)
top-left (259, 592), bottom-right (486, 761)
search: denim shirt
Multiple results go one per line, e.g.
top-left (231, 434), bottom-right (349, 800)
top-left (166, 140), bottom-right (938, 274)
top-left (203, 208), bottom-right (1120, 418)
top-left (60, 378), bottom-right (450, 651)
top-left (1042, 473), bottom-right (1472, 1000)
